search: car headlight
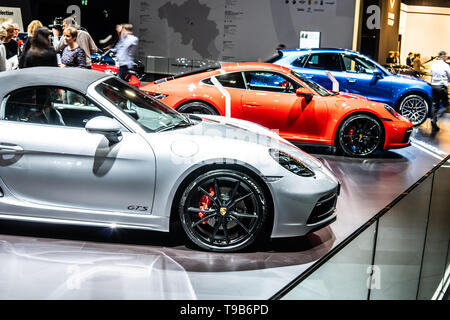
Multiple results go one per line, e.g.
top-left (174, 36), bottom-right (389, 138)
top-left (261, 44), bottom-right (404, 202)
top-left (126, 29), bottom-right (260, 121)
top-left (384, 104), bottom-right (401, 119)
top-left (269, 149), bottom-right (315, 177)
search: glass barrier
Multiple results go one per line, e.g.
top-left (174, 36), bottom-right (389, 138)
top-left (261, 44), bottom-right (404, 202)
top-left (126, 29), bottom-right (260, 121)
top-left (279, 157), bottom-right (450, 300)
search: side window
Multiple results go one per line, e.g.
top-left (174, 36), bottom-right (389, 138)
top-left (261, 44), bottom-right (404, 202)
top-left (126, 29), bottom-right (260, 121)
top-left (292, 54), bottom-right (309, 68)
top-left (305, 53), bottom-right (342, 71)
top-left (215, 72), bottom-right (246, 89)
top-left (342, 55), bottom-right (379, 74)
top-left (1, 87), bottom-right (109, 128)
top-left (244, 71), bottom-right (300, 93)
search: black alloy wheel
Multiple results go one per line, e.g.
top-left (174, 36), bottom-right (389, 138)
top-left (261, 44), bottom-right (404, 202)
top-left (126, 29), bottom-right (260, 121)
top-left (177, 101), bottom-right (219, 115)
top-left (338, 114), bottom-right (383, 157)
top-left (179, 169), bottom-right (269, 252)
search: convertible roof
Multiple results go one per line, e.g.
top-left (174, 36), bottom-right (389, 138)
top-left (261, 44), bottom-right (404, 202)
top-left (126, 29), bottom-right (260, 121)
top-left (0, 67), bottom-right (110, 99)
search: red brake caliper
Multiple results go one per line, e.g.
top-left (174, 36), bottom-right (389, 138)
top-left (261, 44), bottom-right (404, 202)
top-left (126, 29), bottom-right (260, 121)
top-left (348, 128), bottom-right (354, 142)
top-left (198, 186), bottom-right (215, 224)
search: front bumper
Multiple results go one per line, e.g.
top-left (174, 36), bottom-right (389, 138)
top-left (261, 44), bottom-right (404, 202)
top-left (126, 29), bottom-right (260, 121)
top-left (383, 120), bottom-right (414, 150)
top-left (268, 169), bottom-right (340, 238)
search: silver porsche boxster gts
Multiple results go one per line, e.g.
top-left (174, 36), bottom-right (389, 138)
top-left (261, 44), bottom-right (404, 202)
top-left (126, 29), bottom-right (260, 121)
top-left (0, 68), bottom-right (339, 252)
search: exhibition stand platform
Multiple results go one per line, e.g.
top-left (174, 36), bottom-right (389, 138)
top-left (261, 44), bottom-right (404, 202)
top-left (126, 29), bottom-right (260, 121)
top-left (0, 116), bottom-right (449, 300)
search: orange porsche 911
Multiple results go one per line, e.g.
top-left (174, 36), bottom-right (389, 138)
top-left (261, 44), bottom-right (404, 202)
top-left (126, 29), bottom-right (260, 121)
top-left (140, 63), bottom-right (413, 157)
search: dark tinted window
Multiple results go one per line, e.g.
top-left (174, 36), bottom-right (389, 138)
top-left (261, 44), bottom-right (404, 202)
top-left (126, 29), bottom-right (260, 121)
top-left (341, 54), bottom-right (380, 74)
top-left (2, 87), bottom-right (106, 127)
top-left (96, 78), bottom-right (187, 132)
top-left (201, 78), bottom-right (214, 85)
top-left (244, 71), bottom-right (300, 93)
top-left (292, 54), bottom-right (309, 67)
top-left (215, 72), bottom-right (245, 89)
top-left (305, 53), bottom-right (342, 71)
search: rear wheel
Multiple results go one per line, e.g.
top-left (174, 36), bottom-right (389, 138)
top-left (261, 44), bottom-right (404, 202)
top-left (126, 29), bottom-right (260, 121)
top-left (398, 94), bottom-right (429, 126)
top-left (177, 101), bottom-right (219, 115)
top-left (338, 114), bottom-right (383, 157)
top-left (178, 169), bottom-right (269, 252)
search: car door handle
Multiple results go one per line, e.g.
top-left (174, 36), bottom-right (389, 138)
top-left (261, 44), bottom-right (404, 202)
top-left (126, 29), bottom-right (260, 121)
top-left (347, 79), bottom-right (357, 83)
top-left (243, 104), bottom-right (260, 107)
top-left (0, 144), bottom-right (24, 154)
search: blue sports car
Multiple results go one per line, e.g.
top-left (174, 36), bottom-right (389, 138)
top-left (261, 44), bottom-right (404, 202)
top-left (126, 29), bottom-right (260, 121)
top-left (271, 48), bottom-right (433, 126)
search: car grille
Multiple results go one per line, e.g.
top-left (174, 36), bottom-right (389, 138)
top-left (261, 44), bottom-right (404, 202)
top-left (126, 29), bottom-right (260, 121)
top-left (403, 128), bottom-right (413, 143)
top-left (307, 192), bottom-right (338, 225)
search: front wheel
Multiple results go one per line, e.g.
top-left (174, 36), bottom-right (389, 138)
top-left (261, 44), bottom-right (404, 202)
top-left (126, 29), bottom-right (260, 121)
top-left (398, 94), bottom-right (429, 126)
top-left (177, 101), bottom-right (219, 115)
top-left (179, 169), bottom-right (269, 252)
top-left (338, 114), bottom-right (383, 157)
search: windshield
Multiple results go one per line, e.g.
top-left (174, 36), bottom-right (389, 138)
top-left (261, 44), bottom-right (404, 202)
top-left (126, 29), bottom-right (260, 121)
top-left (95, 78), bottom-right (189, 132)
top-left (290, 70), bottom-right (336, 96)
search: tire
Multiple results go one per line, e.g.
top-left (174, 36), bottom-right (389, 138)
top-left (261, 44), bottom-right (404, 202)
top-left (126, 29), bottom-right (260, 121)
top-left (398, 94), bottom-right (429, 126)
top-left (177, 101), bottom-right (219, 115)
top-left (178, 169), bottom-right (269, 252)
top-left (337, 114), bottom-right (383, 157)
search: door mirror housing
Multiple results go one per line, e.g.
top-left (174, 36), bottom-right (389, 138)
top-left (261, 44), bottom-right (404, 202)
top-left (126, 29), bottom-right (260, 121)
top-left (296, 87), bottom-right (314, 104)
top-left (86, 116), bottom-right (123, 143)
top-left (373, 69), bottom-right (383, 79)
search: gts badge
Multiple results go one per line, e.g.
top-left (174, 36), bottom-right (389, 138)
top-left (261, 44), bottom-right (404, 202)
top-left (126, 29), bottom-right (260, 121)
top-left (128, 205), bottom-right (149, 212)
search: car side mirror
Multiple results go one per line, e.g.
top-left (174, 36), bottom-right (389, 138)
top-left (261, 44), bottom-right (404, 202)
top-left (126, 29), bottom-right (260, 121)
top-left (373, 69), bottom-right (383, 79)
top-left (296, 87), bottom-right (313, 104)
top-left (85, 116), bottom-right (123, 143)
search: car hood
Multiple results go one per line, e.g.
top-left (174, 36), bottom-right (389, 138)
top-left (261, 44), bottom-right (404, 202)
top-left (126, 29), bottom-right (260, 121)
top-left (148, 115), bottom-right (325, 171)
top-left (389, 73), bottom-right (430, 86)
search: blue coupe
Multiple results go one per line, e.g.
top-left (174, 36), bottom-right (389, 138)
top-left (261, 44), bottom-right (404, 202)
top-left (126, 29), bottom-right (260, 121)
top-left (271, 49), bottom-right (433, 126)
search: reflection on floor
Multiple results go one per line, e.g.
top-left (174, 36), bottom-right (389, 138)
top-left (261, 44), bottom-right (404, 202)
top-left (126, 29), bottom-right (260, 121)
top-left (0, 116), bottom-right (448, 299)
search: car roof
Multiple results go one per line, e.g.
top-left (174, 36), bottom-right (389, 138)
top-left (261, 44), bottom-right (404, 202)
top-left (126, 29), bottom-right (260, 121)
top-left (221, 62), bottom-right (292, 73)
top-left (281, 48), bottom-right (360, 55)
top-left (0, 67), bottom-right (109, 99)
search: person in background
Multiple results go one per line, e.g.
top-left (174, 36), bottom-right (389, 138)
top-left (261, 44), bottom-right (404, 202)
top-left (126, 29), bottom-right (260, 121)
top-left (111, 23), bottom-right (138, 81)
top-left (22, 27), bottom-right (58, 68)
top-left (2, 22), bottom-right (19, 59)
top-left (412, 53), bottom-right (424, 76)
top-left (394, 51), bottom-right (400, 65)
top-left (12, 23), bottom-right (20, 40)
top-left (386, 51), bottom-right (395, 64)
top-left (0, 28), bottom-right (7, 71)
top-left (100, 24), bottom-right (123, 51)
top-left (50, 24), bottom-right (62, 49)
top-left (56, 17), bottom-right (97, 69)
top-left (19, 20), bottom-right (43, 68)
top-left (430, 51), bottom-right (450, 133)
top-left (406, 52), bottom-right (414, 67)
top-left (60, 27), bottom-right (86, 68)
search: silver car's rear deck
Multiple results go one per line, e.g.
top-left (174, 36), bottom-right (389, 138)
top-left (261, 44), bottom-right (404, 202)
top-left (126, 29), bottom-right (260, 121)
top-left (0, 117), bottom-right (449, 299)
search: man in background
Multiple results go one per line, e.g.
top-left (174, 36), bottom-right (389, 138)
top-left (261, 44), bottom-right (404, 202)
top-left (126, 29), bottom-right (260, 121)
top-left (111, 24), bottom-right (138, 81)
top-left (56, 17), bottom-right (97, 69)
top-left (430, 51), bottom-right (450, 133)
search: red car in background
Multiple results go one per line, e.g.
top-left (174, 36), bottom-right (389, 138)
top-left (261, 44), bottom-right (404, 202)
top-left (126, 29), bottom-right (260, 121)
top-left (91, 50), bottom-right (143, 87)
top-left (141, 63), bottom-right (413, 157)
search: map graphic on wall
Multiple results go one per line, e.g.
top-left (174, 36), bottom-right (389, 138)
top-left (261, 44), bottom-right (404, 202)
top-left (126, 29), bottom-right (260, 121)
top-left (130, 0), bottom-right (352, 62)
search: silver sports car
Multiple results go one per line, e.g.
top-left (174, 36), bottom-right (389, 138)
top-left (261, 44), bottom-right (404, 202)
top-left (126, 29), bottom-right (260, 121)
top-left (0, 67), bottom-right (339, 252)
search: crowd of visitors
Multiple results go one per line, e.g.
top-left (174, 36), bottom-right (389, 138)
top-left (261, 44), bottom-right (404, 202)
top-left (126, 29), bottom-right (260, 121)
top-left (0, 17), bottom-right (138, 83)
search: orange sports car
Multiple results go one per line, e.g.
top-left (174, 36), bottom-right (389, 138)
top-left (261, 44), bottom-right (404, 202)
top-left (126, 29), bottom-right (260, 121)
top-left (140, 63), bottom-right (413, 157)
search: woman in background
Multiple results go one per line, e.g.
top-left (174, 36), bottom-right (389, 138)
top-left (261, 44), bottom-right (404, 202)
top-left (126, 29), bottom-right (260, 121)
top-left (19, 20), bottom-right (43, 68)
top-left (60, 27), bottom-right (86, 68)
top-left (22, 27), bottom-right (58, 68)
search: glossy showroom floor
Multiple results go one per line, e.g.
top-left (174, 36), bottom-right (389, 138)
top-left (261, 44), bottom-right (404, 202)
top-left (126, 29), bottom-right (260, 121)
top-left (0, 116), bottom-right (449, 299)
